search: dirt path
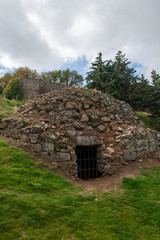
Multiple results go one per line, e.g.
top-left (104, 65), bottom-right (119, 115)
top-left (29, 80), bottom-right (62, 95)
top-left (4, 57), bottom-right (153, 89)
top-left (68, 158), bottom-right (160, 192)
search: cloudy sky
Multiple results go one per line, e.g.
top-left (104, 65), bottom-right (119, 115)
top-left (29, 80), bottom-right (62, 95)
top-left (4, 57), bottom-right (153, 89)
top-left (0, 0), bottom-right (159, 80)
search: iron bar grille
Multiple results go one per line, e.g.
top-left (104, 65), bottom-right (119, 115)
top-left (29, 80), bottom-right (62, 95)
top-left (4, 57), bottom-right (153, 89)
top-left (75, 146), bottom-right (98, 180)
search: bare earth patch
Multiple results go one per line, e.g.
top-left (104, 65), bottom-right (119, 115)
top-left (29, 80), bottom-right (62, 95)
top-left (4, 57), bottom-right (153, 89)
top-left (70, 158), bottom-right (160, 192)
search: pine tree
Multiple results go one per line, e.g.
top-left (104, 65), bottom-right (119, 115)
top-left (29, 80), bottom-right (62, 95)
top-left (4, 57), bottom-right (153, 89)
top-left (86, 51), bottom-right (137, 103)
top-left (129, 74), bottom-right (153, 110)
top-left (86, 52), bottom-right (107, 91)
top-left (102, 60), bottom-right (115, 95)
top-left (111, 51), bottom-right (137, 102)
top-left (150, 70), bottom-right (160, 118)
top-left (151, 69), bottom-right (160, 87)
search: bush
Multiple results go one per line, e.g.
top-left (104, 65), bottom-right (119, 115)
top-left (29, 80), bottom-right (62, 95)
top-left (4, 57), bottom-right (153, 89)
top-left (0, 85), bottom-right (3, 94)
top-left (4, 78), bottom-right (24, 100)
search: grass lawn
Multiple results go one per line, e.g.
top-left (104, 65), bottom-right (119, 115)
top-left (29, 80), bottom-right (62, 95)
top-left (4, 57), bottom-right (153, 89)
top-left (1, 140), bottom-right (160, 239)
top-left (136, 111), bottom-right (160, 131)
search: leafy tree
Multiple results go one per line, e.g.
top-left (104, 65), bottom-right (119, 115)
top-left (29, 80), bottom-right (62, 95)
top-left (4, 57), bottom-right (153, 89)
top-left (0, 67), bottom-right (40, 87)
top-left (4, 78), bottom-right (24, 100)
top-left (62, 69), bottom-right (83, 86)
top-left (13, 67), bottom-right (39, 79)
top-left (41, 72), bottom-right (48, 82)
top-left (0, 73), bottom-right (12, 85)
top-left (45, 69), bottom-right (83, 86)
top-left (49, 70), bottom-right (62, 83)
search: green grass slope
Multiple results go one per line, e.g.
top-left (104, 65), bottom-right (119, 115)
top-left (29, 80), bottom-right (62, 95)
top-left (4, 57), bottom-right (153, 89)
top-left (1, 140), bottom-right (160, 239)
top-left (136, 111), bottom-right (160, 131)
top-left (0, 96), bottom-right (26, 118)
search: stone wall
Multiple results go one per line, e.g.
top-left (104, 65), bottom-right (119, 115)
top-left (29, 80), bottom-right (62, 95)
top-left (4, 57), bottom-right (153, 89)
top-left (0, 87), bottom-right (160, 178)
top-left (19, 78), bottom-right (67, 99)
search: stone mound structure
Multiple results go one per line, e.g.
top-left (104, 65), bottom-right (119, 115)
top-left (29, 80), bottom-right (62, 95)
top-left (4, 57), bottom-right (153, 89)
top-left (0, 87), bottom-right (160, 179)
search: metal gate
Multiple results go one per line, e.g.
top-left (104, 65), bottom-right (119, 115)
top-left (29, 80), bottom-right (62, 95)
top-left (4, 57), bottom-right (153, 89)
top-left (75, 146), bottom-right (98, 180)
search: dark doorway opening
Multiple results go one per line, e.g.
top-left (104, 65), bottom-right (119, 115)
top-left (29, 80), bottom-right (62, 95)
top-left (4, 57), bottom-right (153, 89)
top-left (75, 146), bottom-right (101, 180)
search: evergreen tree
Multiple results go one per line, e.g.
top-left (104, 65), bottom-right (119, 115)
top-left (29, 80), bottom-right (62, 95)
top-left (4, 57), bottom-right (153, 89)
top-left (151, 69), bottom-right (160, 87)
top-left (86, 52), bottom-right (108, 91)
top-left (102, 60), bottom-right (115, 95)
top-left (129, 74), bottom-right (153, 110)
top-left (111, 51), bottom-right (137, 102)
top-left (150, 70), bottom-right (160, 118)
top-left (86, 51), bottom-right (137, 104)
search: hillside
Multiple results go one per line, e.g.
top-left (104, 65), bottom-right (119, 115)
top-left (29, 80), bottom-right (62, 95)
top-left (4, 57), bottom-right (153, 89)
top-left (0, 96), bottom-right (26, 118)
top-left (1, 139), bottom-right (160, 239)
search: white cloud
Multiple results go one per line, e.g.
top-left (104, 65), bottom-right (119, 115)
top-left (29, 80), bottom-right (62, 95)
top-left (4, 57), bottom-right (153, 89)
top-left (0, 0), bottom-right (159, 79)
top-left (0, 55), bottom-right (19, 69)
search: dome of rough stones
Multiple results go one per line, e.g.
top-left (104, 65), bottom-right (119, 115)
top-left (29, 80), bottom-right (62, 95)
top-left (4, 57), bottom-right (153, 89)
top-left (0, 87), bottom-right (160, 179)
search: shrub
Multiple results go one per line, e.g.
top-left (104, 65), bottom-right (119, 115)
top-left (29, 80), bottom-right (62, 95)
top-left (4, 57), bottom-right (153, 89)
top-left (4, 78), bottom-right (24, 100)
top-left (0, 85), bottom-right (3, 94)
